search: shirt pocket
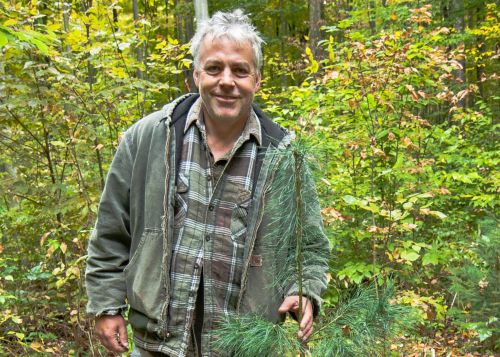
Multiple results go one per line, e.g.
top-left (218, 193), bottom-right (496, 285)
top-left (230, 189), bottom-right (252, 243)
top-left (174, 172), bottom-right (189, 228)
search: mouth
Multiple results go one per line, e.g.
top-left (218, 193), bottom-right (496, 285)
top-left (214, 94), bottom-right (239, 103)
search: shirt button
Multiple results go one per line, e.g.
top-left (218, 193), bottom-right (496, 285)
top-left (205, 235), bottom-right (211, 242)
top-left (208, 204), bottom-right (214, 211)
top-left (207, 174), bottom-right (212, 181)
top-left (194, 263), bottom-right (200, 269)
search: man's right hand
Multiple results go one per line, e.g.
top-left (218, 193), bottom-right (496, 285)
top-left (95, 314), bottom-right (129, 353)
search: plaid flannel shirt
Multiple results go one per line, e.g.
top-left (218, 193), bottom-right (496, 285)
top-left (147, 98), bottom-right (261, 356)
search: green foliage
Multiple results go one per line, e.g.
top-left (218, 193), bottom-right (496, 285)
top-left (0, 0), bottom-right (187, 353)
top-left (261, 141), bottom-right (328, 300)
top-left (0, 0), bottom-right (497, 354)
top-left (214, 281), bottom-right (413, 356)
top-left (214, 141), bottom-right (410, 355)
top-left (260, 1), bottom-right (498, 352)
top-left (313, 282), bottom-right (415, 356)
top-left (448, 216), bottom-right (500, 350)
top-left (214, 314), bottom-right (302, 356)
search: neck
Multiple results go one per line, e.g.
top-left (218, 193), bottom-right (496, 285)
top-left (202, 110), bottom-right (249, 161)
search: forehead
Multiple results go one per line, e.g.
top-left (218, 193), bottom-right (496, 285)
top-left (198, 35), bottom-right (254, 65)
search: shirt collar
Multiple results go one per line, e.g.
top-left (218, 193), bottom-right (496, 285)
top-left (184, 97), bottom-right (262, 146)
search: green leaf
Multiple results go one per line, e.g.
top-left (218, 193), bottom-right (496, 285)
top-left (50, 140), bottom-right (66, 147)
top-left (10, 316), bottom-right (23, 324)
top-left (478, 329), bottom-right (492, 342)
top-left (401, 250), bottom-right (420, 262)
top-left (428, 210), bottom-right (447, 219)
top-left (342, 195), bottom-right (358, 205)
top-left (422, 252), bottom-right (439, 266)
top-left (0, 32), bottom-right (8, 48)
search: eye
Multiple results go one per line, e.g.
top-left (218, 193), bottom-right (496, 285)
top-left (233, 67), bottom-right (250, 78)
top-left (204, 65), bottom-right (221, 75)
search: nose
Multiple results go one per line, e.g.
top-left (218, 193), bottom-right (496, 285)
top-left (219, 67), bottom-right (235, 87)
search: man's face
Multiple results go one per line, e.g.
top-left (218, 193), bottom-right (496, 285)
top-left (194, 36), bottom-right (261, 125)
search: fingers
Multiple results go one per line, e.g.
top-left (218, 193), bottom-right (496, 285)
top-left (298, 298), bottom-right (313, 342)
top-left (278, 296), bottom-right (298, 313)
top-left (117, 318), bottom-right (129, 349)
top-left (298, 322), bottom-right (313, 341)
top-left (299, 298), bottom-right (313, 329)
top-left (95, 315), bottom-right (129, 353)
top-left (278, 296), bottom-right (314, 342)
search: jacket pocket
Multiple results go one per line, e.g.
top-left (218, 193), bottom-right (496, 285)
top-left (230, 190), bottom-right (252, 243)
top-left (240, 240), bottom-right (283, 322)
top-left (124, 229), bottom-right (166, 319)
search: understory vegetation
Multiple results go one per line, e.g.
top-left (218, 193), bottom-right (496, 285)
top-left (0, 0), bottom-right (498, 355)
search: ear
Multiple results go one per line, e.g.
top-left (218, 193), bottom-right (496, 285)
top-left (193, 68), bottom-right (200, 88)
top-left (254, 72), bottom-right (262, 92)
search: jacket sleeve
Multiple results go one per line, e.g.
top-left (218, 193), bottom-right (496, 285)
top-left (85, 130), bottom-right (134, 315)
top-left (284, 162), bottom-right (331, 317)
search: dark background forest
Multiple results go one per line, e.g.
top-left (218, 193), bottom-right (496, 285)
top-left (0, 0), bottom-right (498, 355)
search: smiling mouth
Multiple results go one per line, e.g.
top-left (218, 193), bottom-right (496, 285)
top-left (214, 95), bottom-right (239, 104)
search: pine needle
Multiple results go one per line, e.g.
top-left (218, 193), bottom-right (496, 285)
top-left (310, 281), bottom-right (414, 356)
top-left (213, 314), bottom-right (302, 357)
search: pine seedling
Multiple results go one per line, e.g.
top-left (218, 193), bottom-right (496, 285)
top-left (310, 281), bottom-right (414, 356)
top-left (215, 140), bottom-right (324, 356)
top-left (214, 141), bottom-right (413, 356)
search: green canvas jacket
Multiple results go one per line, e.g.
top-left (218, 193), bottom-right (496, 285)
top-left (85, 93), bottom-right (330, 346)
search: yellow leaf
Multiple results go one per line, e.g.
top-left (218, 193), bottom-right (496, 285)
top-left (56, 277), bottom-right (66, 289)
top-left (46, 245), bottom-right (55, 258)
top-left (47, 23), bottom-right (60, 32)
top-left (40, 231), bottom-right (52, 246)
top-left (4, 19), bottom-right (17, 26)
top-left (67, 266), bottom-right (80, 278)
top-left (60, 242), bottom-right (67, 254)
top-left (11, 316), bottom-right (23, 324)
top-left (30, 341), bottom-right (43, 350)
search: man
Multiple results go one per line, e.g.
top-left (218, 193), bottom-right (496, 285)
top-left (86, 9), bottom-right (329, 357)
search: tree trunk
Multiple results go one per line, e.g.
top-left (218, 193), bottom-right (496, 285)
top-left (62, 1), bottom-right (71, 52)
top-left (164, 0), bottom-right (170, 36)
top-left (368, 0), bottom-right (376, 34)
top-left (441, 0), bottom-right (449, 23)
top-left (133, 0), bottom-right (143, 79)
top-left (83, 0), bottom-right (105, 190)
top-left (174, 0), bottom-right (183, 42)
top-left (193, 0), bottom-right (209, 28)
top-left (183, 3), bottom-right (196, 92)
top-left (450, 0), bottom-right (466, 106)
top-left (308, 0), bottom-right (322, 58)
top-left (279, 0), bottom-right (287, 87)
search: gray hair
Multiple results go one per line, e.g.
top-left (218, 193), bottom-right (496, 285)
top-left (190, 9), bottom-right (265, 73)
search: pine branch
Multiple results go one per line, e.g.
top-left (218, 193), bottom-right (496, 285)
top-left (310, 281), bottom-right (414, 357)
top-left (213, 314), bottom-right (302, 357)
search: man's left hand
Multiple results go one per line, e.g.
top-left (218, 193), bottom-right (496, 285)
top-left (278, 296), bottom-right (313, 342)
